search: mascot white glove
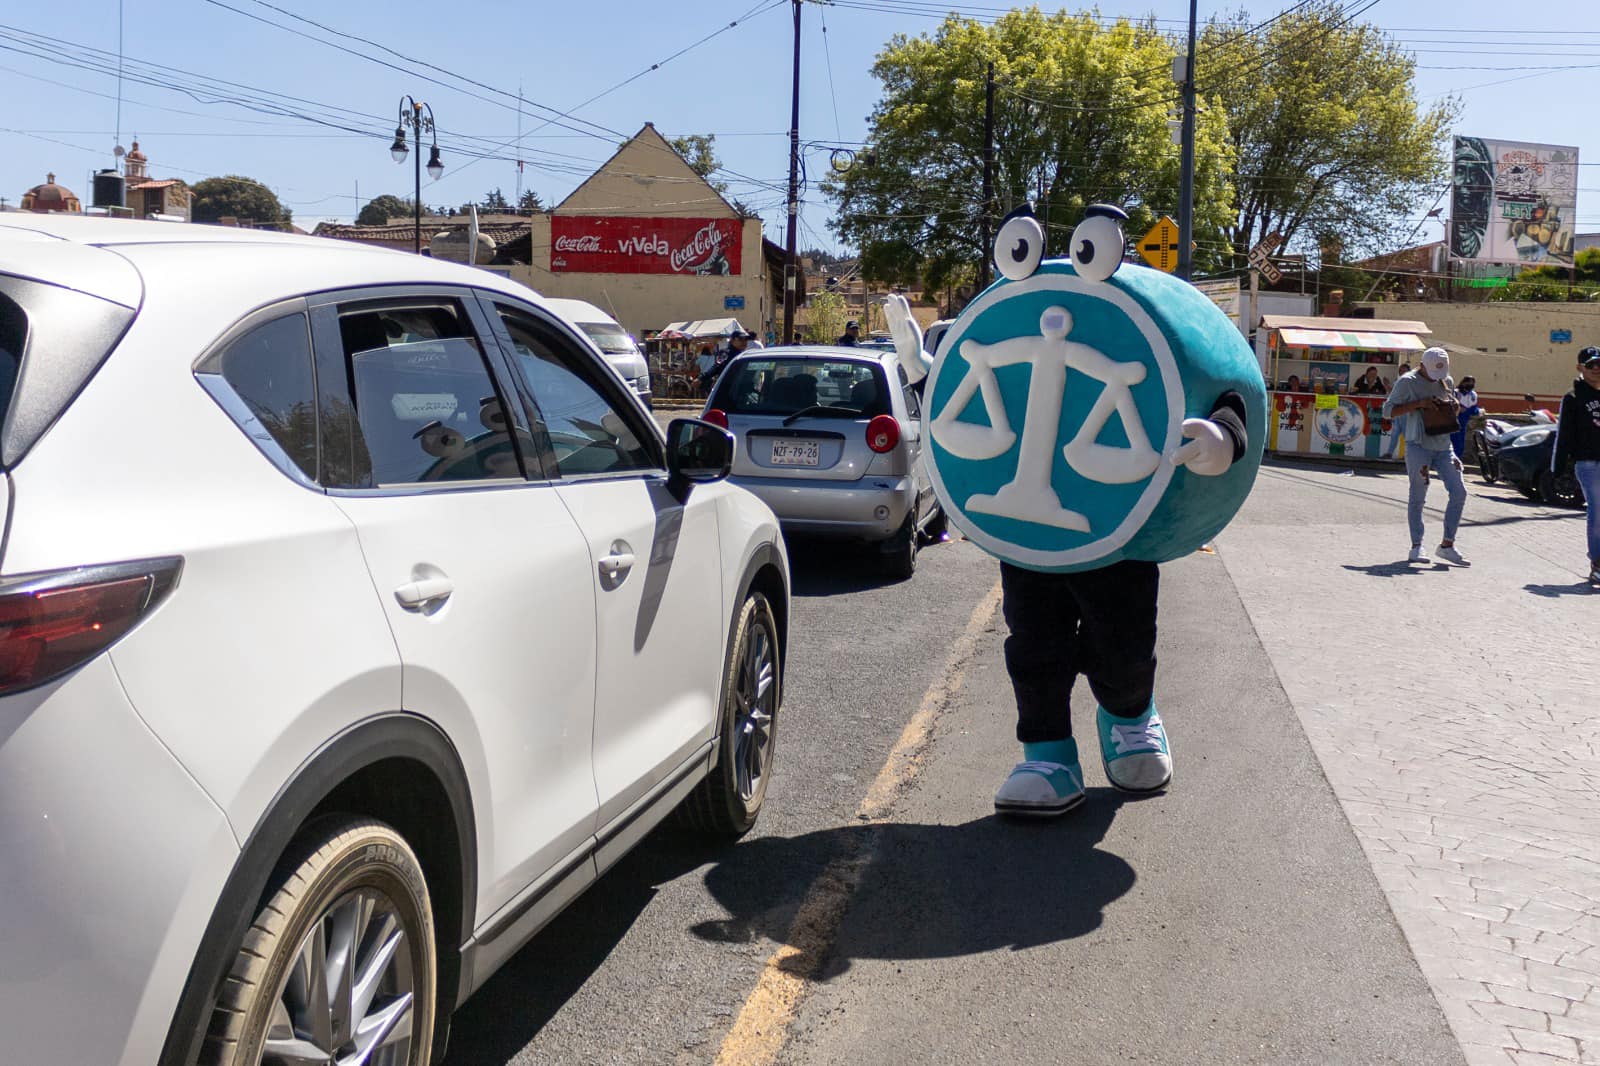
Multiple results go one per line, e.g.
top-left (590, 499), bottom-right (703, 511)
top-left (884, 293), bottom-right (932, 385)
top-left (1172, 418), bottom-right (1233, 477)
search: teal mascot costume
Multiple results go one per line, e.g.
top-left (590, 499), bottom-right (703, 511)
top-left (886, 204), bottom-right (1265, 815)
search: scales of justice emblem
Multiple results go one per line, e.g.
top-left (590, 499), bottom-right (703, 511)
top-left (933, 302), bottom-right (1162, 533)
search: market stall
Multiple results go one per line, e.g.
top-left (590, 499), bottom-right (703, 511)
top-left (647, 318), bottom-right (749, 400)
top-left (1262, 314), bottom-right (1431, 460)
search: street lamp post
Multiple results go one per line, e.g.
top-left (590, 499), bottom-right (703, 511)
top-left (390, 96), bottom-right (443, 254)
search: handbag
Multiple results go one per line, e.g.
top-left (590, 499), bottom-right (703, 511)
top-left (1418, 395), bottom-right (1461, 436)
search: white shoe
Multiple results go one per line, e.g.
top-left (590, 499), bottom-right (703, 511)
top-left (1436, 544), bottom-right (1469, 566)
top-left (994, 760), bottom-right (1084, 817)
top-left (1408, 546), bottom-right (1430, 564)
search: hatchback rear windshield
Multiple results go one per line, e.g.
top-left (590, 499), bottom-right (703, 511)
top-left (577, 322), bottom-right (635, 355)
top-left (712, 357), bottom-right (890, 418)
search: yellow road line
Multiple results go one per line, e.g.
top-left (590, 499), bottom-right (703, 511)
top-left (713, 579), bottom-right (1004, 1066)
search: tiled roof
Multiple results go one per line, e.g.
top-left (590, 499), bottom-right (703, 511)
top-left (312, 220), bottom-right (532, 242)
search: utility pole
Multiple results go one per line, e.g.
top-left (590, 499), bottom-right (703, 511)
top-left (782, 0), bottom-right (803, 344)
top-left (979, 61), bottom-right (995, 290)
top-left (1176, 0), bottom-right (1198, 280)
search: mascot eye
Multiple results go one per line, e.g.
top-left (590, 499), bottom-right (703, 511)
top-left (1069, 214), bottom-right (1126, 283)
top-left (994, 212), bottom-right (1044, 282)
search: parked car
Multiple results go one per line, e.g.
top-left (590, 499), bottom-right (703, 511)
top-left (540, 297), bottom-right (653, 406)
top-left (701, 345), bottom-right (943, 578)
top-left (0, 214), bottom-right (789, 1065)
top-left (1479, 420), bottom-right (1584, 507)
top-left (922, 318), bottom-right (955, 360)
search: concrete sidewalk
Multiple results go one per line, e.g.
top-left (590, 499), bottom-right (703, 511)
top-left (1220, 463), bottom-right (1599, 1066)
top-left (778, 512), bottom-right (1463, 1064)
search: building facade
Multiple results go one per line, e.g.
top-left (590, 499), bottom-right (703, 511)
top-left (510, 124), bottom-right (772, 339)
top-left (20, 174), bottom-right (81, 213)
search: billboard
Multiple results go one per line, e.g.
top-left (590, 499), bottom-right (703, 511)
top-left (550, 216), bottom-right (741, 275)
top-left (1450, 136), bottom-right (1579, 267)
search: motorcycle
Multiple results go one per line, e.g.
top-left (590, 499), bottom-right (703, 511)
top-left (1470, 418), bottom-right (1516, 484)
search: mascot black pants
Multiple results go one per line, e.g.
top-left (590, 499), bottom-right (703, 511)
top-left (999, 559), bottom-right (1158, 743)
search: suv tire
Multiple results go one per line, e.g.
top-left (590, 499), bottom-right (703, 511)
top-left (678, 592), bottom-right (780, 838)
top-left (201, 817), bottom-right (437, 1066)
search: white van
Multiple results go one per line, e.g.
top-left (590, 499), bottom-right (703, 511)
top-left (542, 297), bottom-right (653, 406)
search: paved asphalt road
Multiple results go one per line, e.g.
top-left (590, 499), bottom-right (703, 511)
top-left (437, 413), bottom-right (1471, 1065)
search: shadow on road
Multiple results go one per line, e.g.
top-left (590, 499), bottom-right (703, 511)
top-left (692, 793), bottom-right (1137, 979)
top-left (786, 533), bottom-right (957, 597)
top-left (1341, 560), bottom-right (1450, 577)
top-left (1524, 581), bottom-right (1597, 598)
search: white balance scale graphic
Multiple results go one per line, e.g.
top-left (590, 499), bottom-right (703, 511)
top-left (933, 305), bottom-right (1163, 533)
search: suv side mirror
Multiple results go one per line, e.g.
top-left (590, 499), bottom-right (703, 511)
top-left (665, 417), bottom-right (734, 501)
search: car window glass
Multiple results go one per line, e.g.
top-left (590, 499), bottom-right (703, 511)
top-left (899, 365), bottom-right (921, 419)
top-left (495, 305), bottom-right (657, 477)
top-left (338, 302), bottom-right (521, 486)
top-left (711, 358), bottom-right (889, 418)
top-left (216, 313), bottom-right (318, 479)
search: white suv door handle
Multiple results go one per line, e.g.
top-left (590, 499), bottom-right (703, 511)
top-left (598, 543), bottom-right (635, 586)
top-left (394, 576), bottom-right (454, 609)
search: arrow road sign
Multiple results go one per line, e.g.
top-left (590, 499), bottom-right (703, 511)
top-left (1138, 215), bottom-right (1181, 273)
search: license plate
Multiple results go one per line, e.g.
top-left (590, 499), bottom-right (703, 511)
top-left (770, 440), bottom-right (821, 466)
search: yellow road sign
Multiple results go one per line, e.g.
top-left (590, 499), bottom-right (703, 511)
top-left (1139, 216), bottom-right (1181, 273)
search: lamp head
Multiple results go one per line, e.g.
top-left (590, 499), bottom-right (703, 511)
top-left (390, 127), bottom-right (409, 163)
top-left (426, 145), bottom-right (444, 181)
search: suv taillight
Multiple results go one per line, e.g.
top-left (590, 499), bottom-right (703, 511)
top-left (866, 414), bottom-right (900, 454)
top-left (0, 557), bottom-right (182, 697)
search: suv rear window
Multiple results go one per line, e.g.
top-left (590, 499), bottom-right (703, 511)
top-left (712, 358), bottom-right (889, 418)
top-left (0, 275), bottom-right (135, 469)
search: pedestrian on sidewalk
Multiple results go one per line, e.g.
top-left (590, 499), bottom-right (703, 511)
top-left (1553, 346), bottom-right (1600, 584)
top-left (1382, 347), bottom-right (1469, 565)
top-left (1451, 375), bottom-right (1482, 458)
top-left (1380, 364), bottom-right (1410, 460)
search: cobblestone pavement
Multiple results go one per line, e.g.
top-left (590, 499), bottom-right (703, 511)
top-left (1221, 462), bottom-right (1599, 1066)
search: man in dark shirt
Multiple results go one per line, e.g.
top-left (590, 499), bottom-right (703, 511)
top-left (837, 319), bottom-right (860, 346)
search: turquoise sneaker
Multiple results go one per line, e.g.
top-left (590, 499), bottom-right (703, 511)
top-left (994, 738), bottom-right (1085, 817)
top-left (1096, 704), bottom-right (1172, 793)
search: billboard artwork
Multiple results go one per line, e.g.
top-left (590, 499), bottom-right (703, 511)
top-left (1450, 137), bottom-right (1579, 266)
top-left (551, 216), bottom-right (741, 275)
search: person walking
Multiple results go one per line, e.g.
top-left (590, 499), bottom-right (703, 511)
top-left (1553, 346), bottom-right (1600, 585)
top-left (1383, 347), bottom-right (1469, 565)
top-left (1451, 375), bottom-right (1482, 457)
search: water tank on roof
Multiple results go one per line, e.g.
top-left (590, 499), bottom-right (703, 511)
top-left (92, 169), bottom-right (125, 209)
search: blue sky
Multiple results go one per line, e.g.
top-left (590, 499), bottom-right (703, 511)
top-left (4, 0), bottom-right (1598, 254)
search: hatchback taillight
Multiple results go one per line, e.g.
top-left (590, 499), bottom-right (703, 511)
top-left (866, 414), bottom-right (901, 454)
top-left (704, 409), bottom-right (730, 429)
top-left (0, 557), bottom-right (182, 697)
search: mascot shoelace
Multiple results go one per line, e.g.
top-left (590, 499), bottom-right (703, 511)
top-left (886, 203), bottom-right (1265, 816)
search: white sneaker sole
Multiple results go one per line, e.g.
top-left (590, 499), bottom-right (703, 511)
top-left (994, 792), bottom-right (1085, 817)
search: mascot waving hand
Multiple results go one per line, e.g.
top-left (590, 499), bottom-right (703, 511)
top-left (887, 204), bottom-right (1265, 816)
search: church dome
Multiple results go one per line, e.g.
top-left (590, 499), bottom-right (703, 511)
top-left (22, 173), bottom-right (81, 213)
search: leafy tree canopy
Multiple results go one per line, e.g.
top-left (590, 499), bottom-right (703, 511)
top-left (356, 194), bottom-right (415, 226)
top-left (191, 175), bottom-right (291, 225)
top-left (825, 8), bottom-right (1236, 292)
top-left (480, 188), bottom-right (510, 213)
top-left (1205, 1), bottom-right (1459, 266)
top-left (670, 133), bottom-right (731, 196)
top-left (516, 188), bottom-right (543, 214)
top-left (803, 290), bottom-right (850, 345)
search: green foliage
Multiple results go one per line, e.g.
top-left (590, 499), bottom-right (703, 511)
top-left (825, 9), bottom-right (1236, 289)
top-left (804, 290), bottom-right (849, 345)
top-left (480, 188), bottom-right (510, 213)
top-left (356, 194), bottom-right (415, 226)
top-left (1205, 1), bottom-right (1459, 266)
top-left (190, 175), bottom-right (291, 226)
top-left (669, 133), bottom-right (730, 194)
top-left (516, 189), bottom-right (543, 214)
top-left (1492, 250), bottom-right (1600, 302)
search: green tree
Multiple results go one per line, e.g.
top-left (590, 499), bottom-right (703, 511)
top-left (1493, 248), bottom-right (1600, 302)
top-left (1204, 2), bottom-right (1458, 266)
top-left (356, 194), bottom-right (415, 226)
top-left (803, 290), bottom-right (849, 345)
top-left (516, 189), bottom-right (544, 214)
top-left (190, 175), bottom-right (291, 226)
top-left (480, 188), bottom-right (510, 213)
top-left (669, 133), bottom-right (731, 195)
top-left (825, 9), bottom-right (1236, 292)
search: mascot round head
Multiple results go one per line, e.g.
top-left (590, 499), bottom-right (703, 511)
top-left (923, 204), bottom-right (1266, 573)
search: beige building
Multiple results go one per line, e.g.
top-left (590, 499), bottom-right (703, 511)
top-left (1361, 301), bottom-right (1599, 409)
top-left (511, 124), bottom-right (773, 339)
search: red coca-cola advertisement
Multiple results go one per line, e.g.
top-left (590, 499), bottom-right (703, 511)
top-left (550, 216), bottom-right (742, 275)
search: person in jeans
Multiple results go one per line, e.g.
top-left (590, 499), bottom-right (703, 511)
top-left (1553, 346), bottom-right (1600, 584)
top-left (1383, 347), bottom-right (1469, 565)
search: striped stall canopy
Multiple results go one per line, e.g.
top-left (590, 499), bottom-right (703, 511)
top-left (1277, 327), bottom-right (1427, 352)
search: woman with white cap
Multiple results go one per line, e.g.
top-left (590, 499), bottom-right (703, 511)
top-left (1382, 346), bottom-right (1469, 565)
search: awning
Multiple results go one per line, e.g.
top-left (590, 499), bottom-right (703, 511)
top-left (1277, 327), bottom-right (1426, 352)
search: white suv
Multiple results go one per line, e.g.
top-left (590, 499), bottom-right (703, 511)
top-left (0, 214), bottom-right (789, 1065)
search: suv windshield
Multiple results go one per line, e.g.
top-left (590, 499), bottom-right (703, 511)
top-left (712, 357), bottom-right (890, 418)
top-left (578, 322), bottom-right (635, 355)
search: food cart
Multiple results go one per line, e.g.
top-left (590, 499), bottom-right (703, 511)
top-left (649, 318), bottom-right (748, 400)
top-left (1262, 314), bottom-right (1431, 461)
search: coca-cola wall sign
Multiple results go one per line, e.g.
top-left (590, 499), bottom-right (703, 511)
top-left (551, 216), bottom-right (742, 275)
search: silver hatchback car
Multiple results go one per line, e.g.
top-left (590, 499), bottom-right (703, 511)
top-left (703, 345), bottom-right (943, 577)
